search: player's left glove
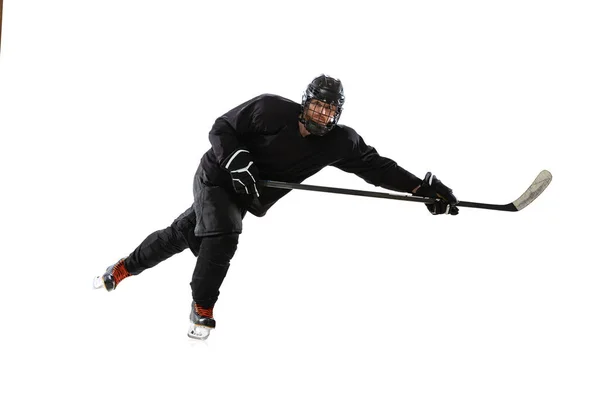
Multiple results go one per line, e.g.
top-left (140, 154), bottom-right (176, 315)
top-left (414, 172), bottom-right (459, 215)
top-left (224, 149), bottom-right (260, 197)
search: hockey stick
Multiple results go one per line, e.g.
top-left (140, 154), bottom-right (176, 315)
top-left (260, 170), bottom-right (552, 212)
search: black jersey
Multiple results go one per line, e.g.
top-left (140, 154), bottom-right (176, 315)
top-left (197, 94), bottom-right (421, 217)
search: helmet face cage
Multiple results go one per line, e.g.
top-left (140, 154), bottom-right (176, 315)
top-left (300, 75), bottom-right (345, 136)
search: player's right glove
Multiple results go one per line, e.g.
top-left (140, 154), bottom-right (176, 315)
top-left (414, 172), bottom-right (459, 215)
top-left (224, 149), bottom-right (260, 197)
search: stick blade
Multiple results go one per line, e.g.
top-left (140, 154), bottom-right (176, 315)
top-left (511, 170), bottom-right (552, 211)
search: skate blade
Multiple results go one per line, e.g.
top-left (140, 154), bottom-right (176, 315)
top-left (188, 324), bottom-right (213, 340)
top-left (92, 276), bottom-right (105, 290)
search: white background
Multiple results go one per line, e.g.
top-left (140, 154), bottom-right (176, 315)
top-left (1, 1), bottom-right (598, 399)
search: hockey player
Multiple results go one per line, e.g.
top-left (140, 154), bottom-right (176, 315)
top-left (93, 75), bottom-right (459, 339)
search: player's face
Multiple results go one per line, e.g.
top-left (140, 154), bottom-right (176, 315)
top-left (305, 99), bottom-right (338, 126)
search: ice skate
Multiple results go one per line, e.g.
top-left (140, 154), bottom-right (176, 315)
top-left (188, 302), bottom-right (215, 340)
top-left (92, 258), bottom-right (130, 291)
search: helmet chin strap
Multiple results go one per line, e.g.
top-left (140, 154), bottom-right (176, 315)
top-left (304, 119), bottom-right (331, 136)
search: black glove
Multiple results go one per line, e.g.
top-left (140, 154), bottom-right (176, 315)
top-left (224, 149), bottom-right (260, 197)
top-left (414, 172), bottom-right (459, 215)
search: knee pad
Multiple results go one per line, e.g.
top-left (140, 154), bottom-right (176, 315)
top-left (198, 233), bottom-right (240, 265)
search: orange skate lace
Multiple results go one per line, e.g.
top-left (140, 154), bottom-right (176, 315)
top-left (194, 303), bottom-right (214, 319)
top-left (112, 259), bottom-right (131, 285)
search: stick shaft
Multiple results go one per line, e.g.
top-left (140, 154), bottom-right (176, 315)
top-left (261, 180), bottom-right (435, 204)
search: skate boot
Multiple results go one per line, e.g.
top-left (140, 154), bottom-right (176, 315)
top-left (188, 302), bottom-right (215, 340)
top-left (92, 258), bottom-right (131, 291)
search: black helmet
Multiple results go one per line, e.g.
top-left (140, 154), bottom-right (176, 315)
top-left (299, 74), bottom-right (345, 136)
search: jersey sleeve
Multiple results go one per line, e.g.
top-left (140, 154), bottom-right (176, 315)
top-left (208, 96), bottom-right (263, 166)
top-left (331, 128), bottom-right (422, 193)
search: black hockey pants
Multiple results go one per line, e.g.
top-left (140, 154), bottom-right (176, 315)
top-left (123, 206), bottom-right (242, 308)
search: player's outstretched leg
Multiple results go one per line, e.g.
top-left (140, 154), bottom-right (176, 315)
top-left (92, 207), bottom-right (199, 292)
top-left (92, 258), bottom-right (130, 291)
top-left (188, 302), bottom-right (216, 340)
